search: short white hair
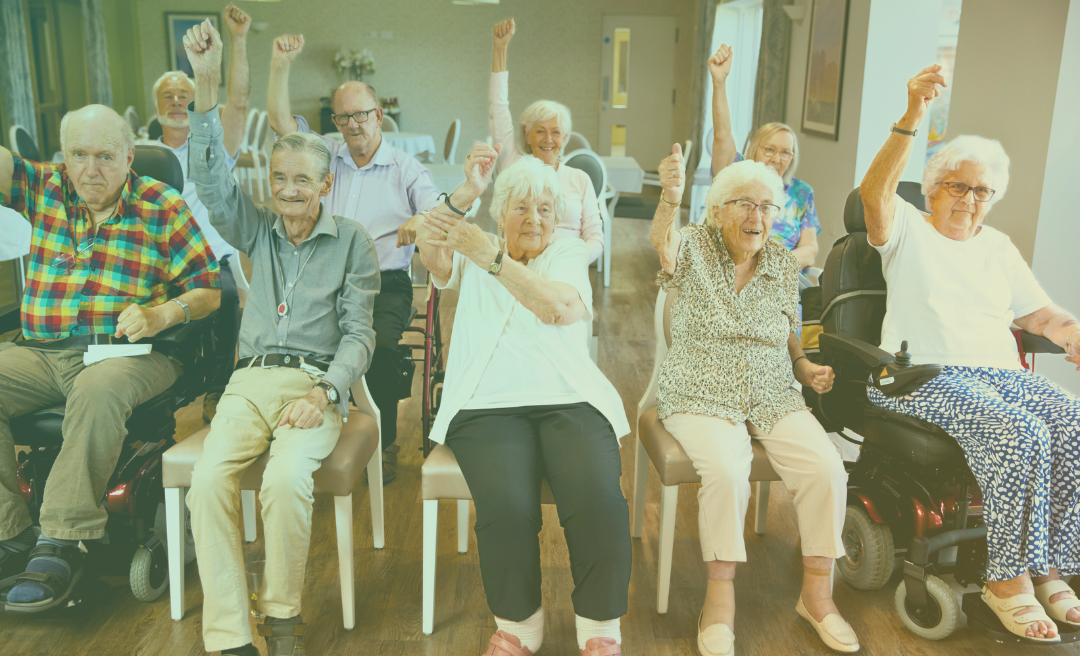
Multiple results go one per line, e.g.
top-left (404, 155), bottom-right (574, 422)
top-left (705, 159), bottom-right (786, 226)
top-left (922, 135), bottom-right (1010, 210)
top-left (490, 156), bottom-right (566, 226)
top-left (59, 105), bottom-right (134, 155)
top-left (518, 100), bottom-right (572, 156)
top-left (271, 132), bottom-right (333, 181)
top-left (152, 71), bottom-right (195, 100)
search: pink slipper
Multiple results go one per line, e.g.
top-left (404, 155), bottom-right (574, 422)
top-left (580, 637), bottom-right (621, 655)
top-left (483, 630), bottom-right (534, 656)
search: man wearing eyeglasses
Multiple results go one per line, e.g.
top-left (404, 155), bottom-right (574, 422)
top-left (0, 106), bottom-right (220, 613)
top-left (268, 34), bottom-right (442, 484)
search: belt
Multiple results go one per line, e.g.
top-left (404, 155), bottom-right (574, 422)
top-left (19, 333), bottom-right (139, 351)
top-left (236, 354), bottom-right (330, 372)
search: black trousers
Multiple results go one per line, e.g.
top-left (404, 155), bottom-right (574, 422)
top-left (209, 255), bottom-right (240, 392)
top-left (369, 270), bottom-right (414, 448)
top-left (445, 402), bottom-right (632, 622)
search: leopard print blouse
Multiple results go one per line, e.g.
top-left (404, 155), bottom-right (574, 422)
top-left (656, 223), bottom-right (805, 432)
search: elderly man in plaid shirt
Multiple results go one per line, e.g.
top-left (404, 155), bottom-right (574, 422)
top-left (0, 106), bottom-right (220, 613)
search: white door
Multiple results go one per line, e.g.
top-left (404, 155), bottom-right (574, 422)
top-left (599, 15), bottom-right (678, 167)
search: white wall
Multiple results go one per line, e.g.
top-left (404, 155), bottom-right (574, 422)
top-left (1031, 0), bottom-right (1080, 397)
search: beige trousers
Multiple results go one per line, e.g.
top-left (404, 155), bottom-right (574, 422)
top-left (662, 408), bottom-right (846, 562)
top-left (0, 342), bottom-right (179, 540)
top-left (188, 366), bottom-right (341, 652)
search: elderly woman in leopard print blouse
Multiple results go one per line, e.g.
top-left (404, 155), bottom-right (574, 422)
top-left (648, 146), bottom-right (857, 656)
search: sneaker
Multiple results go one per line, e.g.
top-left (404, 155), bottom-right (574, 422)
top-left (203, 392), bottom-right (222, 424)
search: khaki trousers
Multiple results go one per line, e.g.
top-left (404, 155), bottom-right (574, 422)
top-left (0, 342), bottom-right (180, 540)
top-left (187, 366), bottom-right (341, 652)
top-left (662, 408), bottom-right (847, 562)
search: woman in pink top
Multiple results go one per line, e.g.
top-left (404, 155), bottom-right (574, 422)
top-left (490, 18), bottom-right (604, 264)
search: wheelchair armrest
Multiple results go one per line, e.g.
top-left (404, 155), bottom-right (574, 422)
top-left (153, 312), bottom-right (215, 345)
top-left (819, 333), bottom-right (894, 368)
top-left (1021, 332), bottom-right (1066, 355)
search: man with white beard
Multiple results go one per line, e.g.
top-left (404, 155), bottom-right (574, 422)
top-left (152, 2), bottom-right (252, 423)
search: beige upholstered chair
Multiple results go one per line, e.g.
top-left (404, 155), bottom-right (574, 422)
top-left (634, 287), bottom-right (781, 613)
top-left (162, 377), bottom-right (385, 630)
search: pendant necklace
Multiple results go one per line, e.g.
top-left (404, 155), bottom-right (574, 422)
top-left (274, 236), bottom-right (321, 318)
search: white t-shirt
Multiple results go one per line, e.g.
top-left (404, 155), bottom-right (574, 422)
top-left (428, 236), bottom-right (630, 444)
top-left (874, 196), bottom-right (1050, 369)
top-left (160, 137), bottom-right (238, 261)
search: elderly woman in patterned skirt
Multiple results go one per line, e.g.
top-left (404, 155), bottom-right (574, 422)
top-left (649, 145), bottom-right (857, 656)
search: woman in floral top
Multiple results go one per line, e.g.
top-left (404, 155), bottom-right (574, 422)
top-left (708, 44), bottom-right (821, 269)
top-left (650, 148), bottom-right (858, 656)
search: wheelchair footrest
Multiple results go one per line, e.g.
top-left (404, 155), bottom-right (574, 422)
top-left (962, 592), bottom-right (1080, 644)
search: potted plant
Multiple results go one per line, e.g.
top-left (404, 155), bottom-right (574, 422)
top-left (332, 48), bottom-right (375, 82)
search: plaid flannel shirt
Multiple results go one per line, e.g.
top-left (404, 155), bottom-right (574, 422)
top-left (3, 155), bottom-right (220, 340)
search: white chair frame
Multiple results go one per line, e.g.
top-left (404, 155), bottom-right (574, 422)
top-left (563, 148), bottom-right (614, 287)
top-left (381, 114), bottom-right (399, 132)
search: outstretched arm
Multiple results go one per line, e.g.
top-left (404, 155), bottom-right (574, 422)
top-left (491, 17), bottom-right (514, 73)
top-left (649, 144), bottom-right (686, 276)
top-left (220, 3), bottom-right (251, 157)
top-left (268, 35), bottom-right (304, 136)
top-left (860, 64), bottom-right (946, 247)
top-left (490, 19), bottom-right (521, 173)
top-left (708, 45), bottom-right (738, 174)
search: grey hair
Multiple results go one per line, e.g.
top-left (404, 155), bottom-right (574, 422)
top-left (490, 156), bottom-right (566, 227)
top-left (518, 100), bottom-right (572, 156)
top-left (705, 159), bottom-right (785, 227)
top-left (331, 81), bottom-right (378, 112)
top-left (743, 122), bottom-right (798, 186)
top-left (271, 132), bottom-right (333, 181)
top-left (152, 71), bottom-right (195, 100)
top-left (59, 105), bottom-right (134, 155)
top-left (922, 135), bottom-right (1010, 210)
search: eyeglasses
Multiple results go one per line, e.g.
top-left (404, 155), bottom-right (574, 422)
top-left (759, 145), bottom-right (794, 162)
top-left (331, 108), bottom-right (379, 127)
top-left (52, 239), bottom-right (95, 272)
top-left (725, 199), bottom-right (781, 221)
top-left (936, 181), bottom-right (996, 202)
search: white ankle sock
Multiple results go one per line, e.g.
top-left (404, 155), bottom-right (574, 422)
top-left (575, 615), bottom-right (621, 650)
top-left (495, 606), bottom-right (545, 653)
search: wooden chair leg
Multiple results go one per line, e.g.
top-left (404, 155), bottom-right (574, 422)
top-left (456, 499), bottom-right (469, 554)
top-left (631, 436), bottom-right (649, 539)
top-left (657, 483), bottom-right (678, 614)
top-left (165, 486), bottom-right (186, 621)
top-left (241, 489), bottom-right (257, 542)
top-left (367, 447), bottom-right (385, 549)
top-left (754, 481), bottom-right (771, 536)
top-left (334, 494), bottom-right (355, 630)
top-left (422, 499), bottom-right (439, 635)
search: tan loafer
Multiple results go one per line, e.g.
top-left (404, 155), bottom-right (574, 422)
top-left (796, 597), bottom-right (860, 652)
top-left (697, 611), bottom-right (735, 656)
top-left (483, 630), bottom-right (533, 656)
top-left (580, 637), bottom-right (621, 655)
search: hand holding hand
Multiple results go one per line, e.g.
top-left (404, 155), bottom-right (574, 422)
top-left (905, 64), bottom-right (947, 124)
top-left (797, 359), bottom-right (835, 394)
top-left (464, 142), bottom-right (501, 197)
top-left (272, 34), bottom-right (305, 65)
top-left (659, 143), bottom-right (686, 204)
top-left (397, 213), bottom-right (426, 247)
top-left (708, 44), bottom-right (733, 83)
top-left (423, 211), bottom-right (492, 264)
top-left (494, 18), bottom-right (515, 50)
top-left (278, 388), bottom-right (329, 430)
top-left (183, 19), bottom-right (223, 79)
top-left (223, 3), bottom-right (251, 38)
top-left (114, 304), bottom-right (169, 342)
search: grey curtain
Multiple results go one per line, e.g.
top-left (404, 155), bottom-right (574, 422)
top-left (687, 0), bottom-right (720, 167)
top-left (752, 0), bottom-right (792, 130)
top-left (0, 0), bottom-right (38, 144)
top-left (82, 0), bottom-right (113, 107)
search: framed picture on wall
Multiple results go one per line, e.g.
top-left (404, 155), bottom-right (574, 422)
top-left (801, 0), bottom-right (850, 140)
top-left (164, 12), bottom-right (223, 79)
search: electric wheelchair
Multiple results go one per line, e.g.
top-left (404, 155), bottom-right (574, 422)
top-left (805, 182), bottom-right (1071, 643)
top-left (2, 145), bottom-right (219, 606)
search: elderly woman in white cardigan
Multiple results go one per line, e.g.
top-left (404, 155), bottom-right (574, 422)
top-left (418, 153), bottom-right (631, 656)
top-left (489, 18), bottom-right (604, 263)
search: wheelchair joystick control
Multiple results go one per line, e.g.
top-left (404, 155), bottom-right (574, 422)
top-left (894, 340), bottom-right (913, 368)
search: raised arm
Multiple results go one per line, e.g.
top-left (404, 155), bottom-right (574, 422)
top-left (492, 17), bottom-right (514, 73)
top-left (490, 19), bottom-right (520, 173)
top-left (220, 3), bottom-right (251, 157)
top-left (708, 45), bottom-right (738, 174)
top-left (649, 144), bottom-right (686, 276)
top-left (268, 35), bottom-right (304, 136)
top-left (860, 64), bottom-right (946, 247)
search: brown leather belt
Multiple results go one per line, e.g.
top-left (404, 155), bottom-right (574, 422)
top-left (19, 333), bottom-right (155, 352)
top-left (235, 354), bottom-right (330, 372)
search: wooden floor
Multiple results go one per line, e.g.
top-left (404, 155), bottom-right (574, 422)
top-left (2, 216), bottom-right (1077, 655)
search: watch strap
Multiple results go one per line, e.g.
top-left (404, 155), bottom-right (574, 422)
top-left (488, 251), bottom-right (504, 275)
top-left (891, 123), bottom-right (917, 137)
top-left (317, 380), bottom-right (338, 403)
top-left (171, 298), bottom-right (191, 324)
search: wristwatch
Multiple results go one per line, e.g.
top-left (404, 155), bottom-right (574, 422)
top-left (316, 380), bottom-right (340, 404)
top-left (171, 298), bottom-right (191, 324)
top-left (488, 251), bottom-right (504, 276)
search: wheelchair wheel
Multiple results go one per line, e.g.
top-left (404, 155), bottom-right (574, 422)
top-left (130, 539), bottom-right (168, 602)
top-left (837, 504), bottom-right (895, 591)
top-left (894, 574), bottom-right (959, 640)
top-left (153, 501), bottom-right (196, 565)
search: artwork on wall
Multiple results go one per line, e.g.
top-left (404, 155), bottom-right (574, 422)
top-left (801, 0), bottom-right (850, 140)
top-left (164, 12), bottom-right (222, 78)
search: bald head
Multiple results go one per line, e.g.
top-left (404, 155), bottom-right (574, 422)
top-left (331, 81), bottom-right (377, 114)
top-left (60, 105), bottom-right (134, 156)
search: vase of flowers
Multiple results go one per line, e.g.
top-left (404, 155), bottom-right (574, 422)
top-left (333, 48), bottom-right (376, 82)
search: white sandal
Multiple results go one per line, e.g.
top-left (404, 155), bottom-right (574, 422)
top-left (981, 585), bottom-right (1061, 643)
top-left (1033, 579), bottom-right (1080, 628)
top-left (696, 611), bottom-right (734, 656)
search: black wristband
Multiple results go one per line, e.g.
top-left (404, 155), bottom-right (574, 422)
top-left (792, 355), bottom-right (808, 369)
top-left (891, 123), bottom-right (917, 137)
top-left (439, 192), bottom-right (467, 217)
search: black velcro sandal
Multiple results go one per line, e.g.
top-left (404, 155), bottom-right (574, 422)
top-left (257, 617), bottom-right (307, 656)
top-left (4, 543), bottom-right (83, 614)
top-left (0, 548), bottom-right (32, 591)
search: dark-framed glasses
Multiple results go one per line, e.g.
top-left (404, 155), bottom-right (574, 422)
top-left (331, 108), bottom-right (379, 127)
top-left (936, 181), bottom-right (996, 202)
top-left (51, 239), bottom-right (95, 272)
top-left (760, 145), bottom-right (794, 162)
top-left (725, 199), bottom-right (781, 221)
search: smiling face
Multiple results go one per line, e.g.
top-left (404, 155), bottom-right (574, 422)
top-left (753, 129), bottom-right (795, 178)
top-left (712, 181), bottom-right (778, 260)
top-left (333, 83), bottom-right (382, 153)
top-left (503, 190), bottom-right (557, 261)
top-left (156, 76), bottom-right (193, 130)
top-left (270, 150), bottom-right (333, 223)
top-left (927, 160), bottom-right (993, 241)
top-left (63, 111), bottom-right (134, 213)
top-left (525, 118), bottom-right (565, 166)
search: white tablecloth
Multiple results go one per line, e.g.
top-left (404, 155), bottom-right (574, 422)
top-left (422, 163), bottom-right (466, 195)
top-left (600, 156), bottom-right (644, 194)
top-left (325, 131), bottom-right (437, 159)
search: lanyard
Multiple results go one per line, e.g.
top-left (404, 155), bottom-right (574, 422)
top-left (273, 234), bottom-right (321, 318)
